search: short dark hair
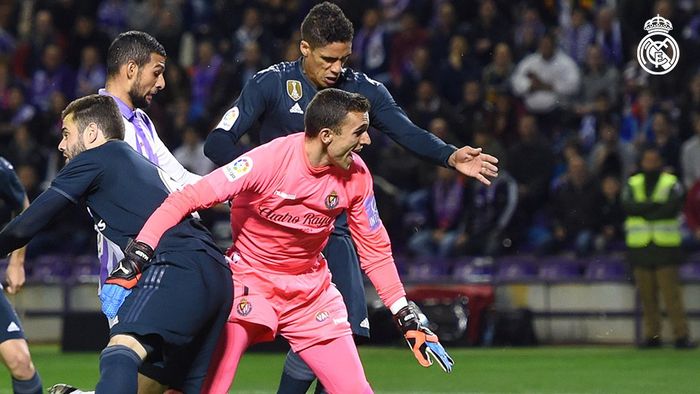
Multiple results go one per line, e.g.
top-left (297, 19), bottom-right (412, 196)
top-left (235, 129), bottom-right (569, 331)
top-left (62, 95), bottom-right (125, 140)
top-left (106, 31), bottom-right (166, 76)
top-left (305, 89), bottom-right (370, 137)
top-left (300, 2), bottom-right (354, 48)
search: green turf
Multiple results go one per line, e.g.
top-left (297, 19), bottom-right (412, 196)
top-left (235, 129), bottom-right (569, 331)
top-left (2, 345), bottom-right (699, 393)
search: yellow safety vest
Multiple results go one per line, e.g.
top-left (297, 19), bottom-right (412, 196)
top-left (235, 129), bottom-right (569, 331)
top-left (624, 172), bottom-right (681, 248)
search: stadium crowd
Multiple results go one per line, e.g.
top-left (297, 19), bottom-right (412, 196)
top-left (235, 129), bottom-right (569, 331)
top-left (1, 0), bottom-right (700, 261)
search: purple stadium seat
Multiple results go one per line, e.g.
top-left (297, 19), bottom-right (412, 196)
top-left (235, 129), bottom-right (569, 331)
top-left (72, 255), bottom-right (101, 283)
top-left (679, 262), bottom-right (700, 282)
top-left (452, 257), bottom-right (494, 283)
top-left (29, 255), bottom-right (71, 283)
top-left (495, 256), bottom-right (538, 283)
top-left (405, 256), bottom-right (450, 281)
top-left (538, 256), bottom-right (585, 282)
top-left (585, 255), bottom-right (630, 282)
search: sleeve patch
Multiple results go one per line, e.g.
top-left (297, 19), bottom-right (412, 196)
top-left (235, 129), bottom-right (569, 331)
top-left (216, 107), bottom-right (240, 130)
top-left (363, 194), bottom-right (381, 231)
top-left (223, 156), bottom-right (253, 182)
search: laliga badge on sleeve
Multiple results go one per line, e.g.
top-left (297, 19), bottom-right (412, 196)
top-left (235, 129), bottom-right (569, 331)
top-left (223, 156), bottom-right (253, 182)
top-left (216, 107), bottom-right (240, 130)
top-left (637, 14), bottom-right (679, 75)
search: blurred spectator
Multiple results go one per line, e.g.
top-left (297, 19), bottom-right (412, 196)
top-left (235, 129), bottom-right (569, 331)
top-left (575, 91), bottom-right (613, 153)
top-left (30, 43), bottom-right (75, 112)
top-left (188, 39), bottom-right (226, 122)
top-left (232, 7), bottom-right (274, 62)
top-left (436, 35), bottom-right (481, 105)
top-left (542, 155), bottom-right (601, 256)
top-left (394, 45), bottom-right (434, 105)
top-left (678, 71), bottom-right (700, 142)
top-left (574, 44), bottom-right (620, 117)
top-left (622, 147), bottom-right (695, 349)
top-left (407, 79), bottom-right (456, 129)
top-left (66, 14), bottom-right (111, 70)
top-left (96, 0), bottom-right (128, 38)
top-left (13, 9), bottom-right (65, 79)
top-left (454, 80), bottom-right (486, 143)
top-left (648, 111), bottom-right (680, 174)
top-left (683, 178), bottom-right (700, 251)
top-left (352, 8), bottom-right (392, 85)
top-left (0, 2), bottom-right (17, 57)
top-left (594, 175), bottom-right (625, 252)
top-left (0, 86), bottom-right (37, 139)
top-left (512, 6), bottom-right (546, 59)
top-left (621, 88), bottom-right (656, 146)
top-left (681, 112), bottom-right (700, 188)
top-left (558, 6), bottom-right (595, 65)
top-left (2, 124), bottom-right (48, 181)
top-left (511, 34), bottom-right (580, 134)
top-left (481, 42), bottom-right (514, 104)
top-left (154, 62), bottom-right (190, 109)
top-left (407, 166), bottom-right (468, 258)
top-left (484, 90), bottom-right (518, 147)
top-left (260, 0), bottom-right (296, 46)
top-left (594, 6), bottom-right (624, 67)
top-left (466, 0), bottom-right (509, 66)
top-left (589, 116), bottom-right (638, 179)
top-left (173, 126), bottom-right (215, 176)
top-left (209, 41), bottom-right (264, 121)
top-left (427, 117), bottom-right (461, 147)
top-left (390, 13), bottom-right (428, 87)
top-left (506, 114), bottom-right (555, 248)
top-left (428, 2), bottom-right (461, 61)
top-left (460, 169), bottom-right (518, 257)
top-left (75, 45), bottom-right (107, 98)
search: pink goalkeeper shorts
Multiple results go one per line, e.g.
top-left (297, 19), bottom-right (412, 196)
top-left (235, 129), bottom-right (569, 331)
top-left (226, 252), bottom-right (352, 352)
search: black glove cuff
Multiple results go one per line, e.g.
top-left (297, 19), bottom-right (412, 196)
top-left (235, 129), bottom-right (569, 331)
top-left (393, 301), bottom-right (422, 332)
top-left (125, 239), bottom-right (154, 270)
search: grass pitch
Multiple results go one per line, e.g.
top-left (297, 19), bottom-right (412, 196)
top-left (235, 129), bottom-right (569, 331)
top-left (1, 345), bottom-right (698, 393)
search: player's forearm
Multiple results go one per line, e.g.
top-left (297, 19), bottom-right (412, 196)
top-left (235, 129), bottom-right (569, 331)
top-left (204, 130), bottom-right (245, 166)
top-left (364, 256), bottom-right (407, 309)
top-left (0, 189), bottom-right (66, 255)
top-left (376, 110), bottom-right (455, 167)
top-left (138, 177), bottom-right (224, 249)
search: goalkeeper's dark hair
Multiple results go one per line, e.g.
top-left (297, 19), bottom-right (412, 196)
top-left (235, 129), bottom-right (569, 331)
top-left (62, 95), bottom-right (125, 140)
top-left (301, 2), bottom-right (354, 48)
top-left (107, 31), bottom-right (166, 77)
top-left (305, 89), bottom-right (370, 137)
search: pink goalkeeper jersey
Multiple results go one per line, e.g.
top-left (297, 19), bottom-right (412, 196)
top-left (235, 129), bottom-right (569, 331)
top-left (137, 133), bottom-right (405, 308)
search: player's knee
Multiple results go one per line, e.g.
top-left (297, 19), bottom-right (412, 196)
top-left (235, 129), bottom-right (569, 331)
top-left (3, 347), bottom-right (36, 380)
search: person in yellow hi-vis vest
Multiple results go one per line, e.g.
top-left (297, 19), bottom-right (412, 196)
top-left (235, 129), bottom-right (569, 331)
top-left (622, 147), bottom-right (696, 349)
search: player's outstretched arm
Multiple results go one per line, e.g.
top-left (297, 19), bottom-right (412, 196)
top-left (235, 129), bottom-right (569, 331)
top-left (393, 301), bottom-right (455, 373)
top-left (448, 146), bottom-right (499, 186)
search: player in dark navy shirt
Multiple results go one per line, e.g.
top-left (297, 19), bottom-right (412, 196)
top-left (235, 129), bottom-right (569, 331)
top-left (0, 157), bottom-right (43, 394)
top-left (204, 3), bottom-right (498, 393)
top-left (0, 95), bottom-right (232, 393)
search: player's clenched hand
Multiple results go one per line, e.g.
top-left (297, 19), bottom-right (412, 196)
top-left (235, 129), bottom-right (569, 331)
top-left (393, 301), bottom-right (454, 373)
top-left (105, 239), bottom-right (153, 289)
top-left (448, 146), bottom-right (499, 186)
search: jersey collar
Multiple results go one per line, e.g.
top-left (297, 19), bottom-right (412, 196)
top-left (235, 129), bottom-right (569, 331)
top-left (98, 88), bottom-right (136, 121)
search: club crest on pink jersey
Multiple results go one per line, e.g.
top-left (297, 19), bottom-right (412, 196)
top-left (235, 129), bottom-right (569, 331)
top-left (316, 310), bottom-right (330, 322)
top-left (237, 298), bottom-right (252, 316)
top-left (325, 191), bottom-right (339, 209)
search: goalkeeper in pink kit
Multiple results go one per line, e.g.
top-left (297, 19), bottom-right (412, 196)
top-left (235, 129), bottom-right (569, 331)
top-left (134, 89), bottom-right (457, 393)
